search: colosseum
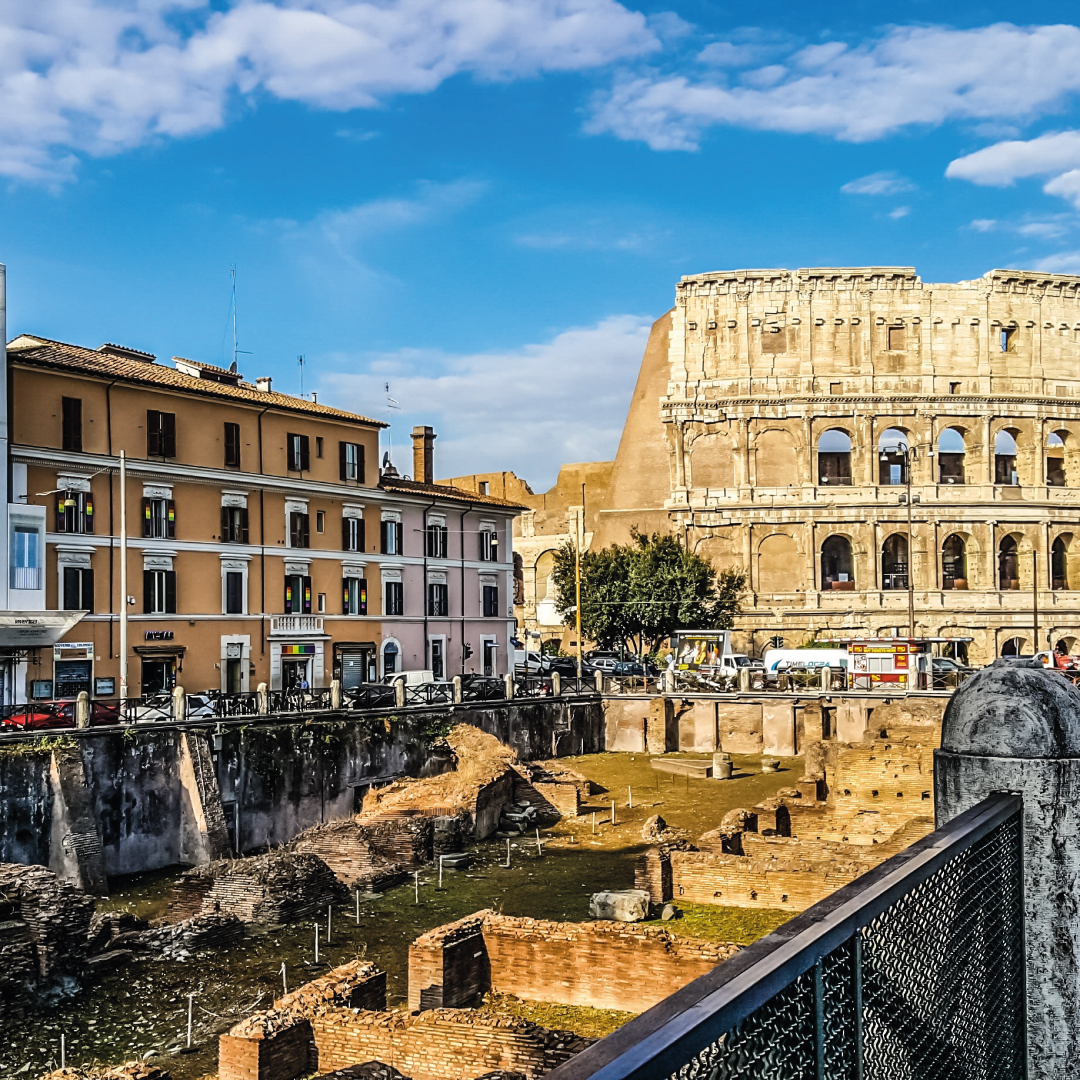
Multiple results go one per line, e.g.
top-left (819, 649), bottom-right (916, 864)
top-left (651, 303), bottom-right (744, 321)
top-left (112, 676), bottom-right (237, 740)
top-left (448, 266), bottom-right (1080, 665)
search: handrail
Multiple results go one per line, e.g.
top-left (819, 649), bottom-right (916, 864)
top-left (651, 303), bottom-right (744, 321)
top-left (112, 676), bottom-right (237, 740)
top-left (547, 792), bottom-right (1023, 1080)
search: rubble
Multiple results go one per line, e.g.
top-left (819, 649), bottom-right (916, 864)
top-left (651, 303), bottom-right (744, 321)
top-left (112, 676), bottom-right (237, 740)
top-left (640, 814), bottom-right (690, 846)
top-left (38, 1064), bottom-right (171, 1080)
top-left (588, 890), bottom-right (650, 923)
top-left (314, 1067), bottom-right (409, 1080)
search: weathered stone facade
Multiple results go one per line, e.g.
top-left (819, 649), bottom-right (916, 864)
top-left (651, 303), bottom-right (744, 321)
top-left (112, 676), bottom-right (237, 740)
top-left (449, 267), bottom-right (1080, 664)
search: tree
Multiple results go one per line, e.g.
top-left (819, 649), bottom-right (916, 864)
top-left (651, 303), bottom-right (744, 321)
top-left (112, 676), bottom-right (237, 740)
top-left (551, 529), bottom-right (746, 656)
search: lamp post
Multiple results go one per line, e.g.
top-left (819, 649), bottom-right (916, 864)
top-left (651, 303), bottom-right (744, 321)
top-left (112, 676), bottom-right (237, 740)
top-left (119, 451), bottom-right (128, 699)
top-left (881, 440), bottom-right (921, 640)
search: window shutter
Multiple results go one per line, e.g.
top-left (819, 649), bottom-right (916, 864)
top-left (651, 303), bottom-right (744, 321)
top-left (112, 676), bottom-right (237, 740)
top-left (147, 411), bottom-right (160, 456)
top-left (339, 441), bottom-right (348, 481)
top-left (63, 567), bottom-right (78, 609)
top-left (163, 413), bottom-right (176, 457)
top-left (358, 518), bottom-right (366, 552)
top-left (284, 576), bottom-right (293, 613)
top-left (83, 496), bottom-right (94, 534)
top-left (142, 498), bottom-right (152, 538)
top-left (440, 527), bottom-right (447, 558)
top-left (166, 499), bottom-right (176, 539)
top-left (301, 514), bottom-right (310, 548)
top-left (395, 522), bottom-right (403, 555)
top-left (357, 444), bottom-right (365, 484)
top-left (82, 569), bottom-right (94, 612)
top-left (342, 517), bottom-right (352, 551)
top-left (165, 570), bottom-right (177, 613)
top-left (143, 569), bottom-right (153, 613)
top-left (381, 520), bottom-right (389, 553)
top-left (358, 578), bottom-right (368, 616)
top-left (303, 575), bottom-right (312, 614)
top-left (56, 494), bottom-right (66, 532)
top-left (221, 506), bottom-right (230, 541)
top-left (479, 531), bottom-right (486, 560)
top-left (240, 507), bottom-right (249, 544)
top-left (343, 579), bottom-right (351, 614)
top-left (300, 435), bottom-right (310, 472)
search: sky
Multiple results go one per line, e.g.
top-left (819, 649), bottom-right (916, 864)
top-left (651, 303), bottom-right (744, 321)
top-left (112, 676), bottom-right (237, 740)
top-left (6, 4), bottom-right (1080, 489)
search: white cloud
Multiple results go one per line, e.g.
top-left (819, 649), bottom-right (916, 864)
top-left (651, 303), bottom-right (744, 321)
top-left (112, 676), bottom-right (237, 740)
top-left (320, 314), bottom-right (653, 487)
top-left (589, 23), bottom-right (1080, 151)
top-left (947, 131), bottom-right (1080, 208)
top-left (841, 170), bottom-right (915, 195)
top-left (1033, 250), bottom-right (1080, 274)
top-left (888, 206), bottom-right (910, 219)
top-left (0, 0), bottom-right (659, 181)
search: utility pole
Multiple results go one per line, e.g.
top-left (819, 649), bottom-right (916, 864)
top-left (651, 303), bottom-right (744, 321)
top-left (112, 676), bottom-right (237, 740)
top-left (906, 446), bottom-right (915, 640)
top-left (119, 451), bottom-right (128, 699)
top-left (1033, 549), bottom-right (1040, 658)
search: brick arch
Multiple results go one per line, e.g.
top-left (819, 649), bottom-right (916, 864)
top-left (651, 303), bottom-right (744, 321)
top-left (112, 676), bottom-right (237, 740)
top-left (687, 427), bottom-right (735, 489)
top-left (757, 533), bottom-right (801, 594)
top-left (754, 428), bottom-right (798, 487)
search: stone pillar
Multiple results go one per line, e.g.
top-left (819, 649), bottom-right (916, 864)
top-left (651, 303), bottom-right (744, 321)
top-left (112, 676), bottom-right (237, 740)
top-left (647, 697), bottom-right (673, 755)
top-left (936, 659), bottom-right (1080, 1078)
top-left (256, 682), bottom-right (269, 715)
top-left (552, 672), bottom-right (562, 698)
top-left (452, 675), bottom-right (463, 704)
top-left (330, 678), bottom-right (342, 710)
top-left (504, 673), bottom-right (514, 701)
top-left (172, 684), bottom-right (186, 723)
top-left (395, 678), bottom-right (406, 708)
top-left (75, 691), bottom-right (90, 729)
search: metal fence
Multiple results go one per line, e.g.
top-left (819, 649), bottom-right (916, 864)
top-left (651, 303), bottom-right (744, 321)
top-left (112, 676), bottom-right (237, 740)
top-left (549, 792), bottom-right (1025, 1080)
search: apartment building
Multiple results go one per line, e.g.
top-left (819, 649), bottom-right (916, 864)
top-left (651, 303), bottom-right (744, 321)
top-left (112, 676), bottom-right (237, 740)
top-left (5, 334), bottom-right (522, 699)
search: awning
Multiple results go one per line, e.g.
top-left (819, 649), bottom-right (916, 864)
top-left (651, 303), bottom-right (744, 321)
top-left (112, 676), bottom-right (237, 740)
top-left (134, 645), bottom-right (187, 657)
top-left (0, 611), bottom-right (86, 649)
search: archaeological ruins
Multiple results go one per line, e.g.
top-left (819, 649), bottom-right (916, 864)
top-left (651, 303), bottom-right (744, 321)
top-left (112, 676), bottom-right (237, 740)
top-left (448, 267), bottom-right (1080, 664)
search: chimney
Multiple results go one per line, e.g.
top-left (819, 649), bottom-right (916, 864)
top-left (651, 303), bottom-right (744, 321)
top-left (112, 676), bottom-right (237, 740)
top-left (412, 426), bottom-right (436, 485)
top-left (256, 376), bottom-right (272, 393)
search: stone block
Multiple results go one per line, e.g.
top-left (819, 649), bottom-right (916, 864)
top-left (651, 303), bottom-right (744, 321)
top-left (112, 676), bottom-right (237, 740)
top-left (589, 889), bottom-right (650, 922)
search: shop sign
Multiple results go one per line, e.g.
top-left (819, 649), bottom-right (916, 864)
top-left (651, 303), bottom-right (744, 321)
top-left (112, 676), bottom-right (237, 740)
top-left (145, 630), bottom-right (174, 641)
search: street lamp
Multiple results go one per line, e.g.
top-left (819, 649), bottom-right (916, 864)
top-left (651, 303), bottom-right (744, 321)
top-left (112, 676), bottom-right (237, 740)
top-left (880, 440), bottom-right (927, 640)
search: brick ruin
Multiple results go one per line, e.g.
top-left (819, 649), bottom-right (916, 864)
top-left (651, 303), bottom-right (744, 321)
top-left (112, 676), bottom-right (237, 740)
top-left (636, 703), bottom-right (940, 913)
top-left (407, 911), bottom-right (738, 1014)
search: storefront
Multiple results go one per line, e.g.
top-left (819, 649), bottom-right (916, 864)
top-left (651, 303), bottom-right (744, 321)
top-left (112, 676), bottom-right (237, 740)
top-left (53, 641), bottom-right (94, 698)
top-left (135, 641), bottom-right (186, 696)
top-left (334, 641), bottom-right (377, 688)
top-left (0, 612), bottom-right (86, 703)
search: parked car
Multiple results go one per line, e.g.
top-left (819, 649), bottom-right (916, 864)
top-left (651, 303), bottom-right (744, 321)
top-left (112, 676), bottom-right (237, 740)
top-left (931, 657), bottom-right (975, 688)
top-left (545, 656), bottom-right (600, 678)
top-left (589, 656), bottom-right (622, 673)
top-left (613, 659), bottom-right (657, 677)
top-left (1, 699), bottom-right (122, 730)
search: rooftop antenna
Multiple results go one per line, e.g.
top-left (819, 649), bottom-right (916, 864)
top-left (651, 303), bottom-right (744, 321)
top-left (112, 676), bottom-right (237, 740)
top-left (384, 381), bottom-right (400, 467)
top-left (230, 265), bottom-right (252, 372)
top-left (298, 354), bottom-right (306, 397)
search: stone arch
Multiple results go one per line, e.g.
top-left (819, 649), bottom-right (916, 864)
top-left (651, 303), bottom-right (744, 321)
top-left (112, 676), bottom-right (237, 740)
top-left (1000, 635), bottom-right (1027, 657)
top-left (881, 532), bottom-right (909, 590)
top-left (994, 426), bottom-right (1020, 485)
top-left (998, 533), bottom-right (1021, 590)
top-left (688, 427), bottom-right (735, 489)
top-left (938, 426), bottom-right (967, 485)
top-left (941, 533), bottom-right (969, 590)
top-left (696, 533), bottom-right (741, 572)
top-left (877, 427), bottom-right (910, 485)
top-left (821, 534), bottom-right (855, 589)
top-left (818, 428), bottom-right (853, 486)
top-left (757, 533), bottom-right (800, 594)
top-left (1051, 532), bottom-right (1080, 591)
top-left (754, 428), bottom-right (798, 487)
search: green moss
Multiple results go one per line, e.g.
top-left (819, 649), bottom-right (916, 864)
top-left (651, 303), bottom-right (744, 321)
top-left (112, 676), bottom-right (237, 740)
top-left (0, 733), bottom-right (76, 758)
top-left (642, 902), bottom-right (790, 945)
top-left (479, 991), bottom-right (635, 1040)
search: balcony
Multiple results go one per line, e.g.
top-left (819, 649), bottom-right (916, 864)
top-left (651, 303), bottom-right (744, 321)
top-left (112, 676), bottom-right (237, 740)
top-left (269, 615), bottom-right (325, 636)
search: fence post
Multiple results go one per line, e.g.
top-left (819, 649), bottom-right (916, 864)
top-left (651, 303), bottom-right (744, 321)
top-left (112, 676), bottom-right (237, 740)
top-left (504, 673), bottom-right (514, 701)
top-left (738, 667), bottom-right (751, 692)
top-left (936, 659), bottom-right (1080, 1079)
top-left (75, 691), bottom-right (90, 729)
top-left (330, 678), bottom-right (342, 710)
top-left (819, 665), bottom-right (830, 692)
top-left (594, 670), bottom-right (604, 693)
top-left (552, 672), bottom-right (562, 698)
top-left (172, 685), bottom-right (186, 723)
top-left (395, 678), bottom-right (406, 708)
top-left (452, 675), bottom-right (462, 704)
top-left (256, 681), bottom-right (269, 715)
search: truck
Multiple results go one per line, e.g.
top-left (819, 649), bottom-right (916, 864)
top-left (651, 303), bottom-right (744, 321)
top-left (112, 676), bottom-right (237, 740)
top-left (667, 630), bottom-right (763, 677)
top-left (761, 648), bottom-right (849, 682)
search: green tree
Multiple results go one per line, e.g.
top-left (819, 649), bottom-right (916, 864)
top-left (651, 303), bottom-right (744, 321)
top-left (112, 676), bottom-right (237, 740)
top-left (551, 529), bottom-right (746, 656)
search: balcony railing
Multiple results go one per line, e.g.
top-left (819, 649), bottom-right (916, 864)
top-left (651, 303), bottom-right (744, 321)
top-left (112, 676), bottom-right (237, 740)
top-left (270, 615), bottom-right (324, 635)
top-left (10, 565), bottom-right (41, 591)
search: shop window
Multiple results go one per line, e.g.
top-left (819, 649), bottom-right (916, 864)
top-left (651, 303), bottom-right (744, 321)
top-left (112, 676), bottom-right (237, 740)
top-left (881, 534), bottom-right (909, 590)
top-left (56, 490), bottom-right (94, 534)
top-left (220, 505), bottom-right (249, 543)
top-left (143, 497), bottom-right (176, 539)
top-left (287, 433), bottom-right (310, 472)
top-left (63, 566), bottom-right (94, 611)
top-left (147, 411), bottom-right (176, 457)
top-left (385, 580), bottom-right (403, 616)
top-left (224, 422), bottom-right (241, 468)
top-left (343, 576), bottom-right (368, 615)
top-left (343, 516), bottom-right (364, 552)
top-left (938, 428), bottom-right (966, 484)
top-left (340, 441), bottom-right (364, 482)
top-left (62, 397), bottom-right (82, 452)
top-left (818, 429), bottom-right (852, 486)
top-left (143, 568), bottom-right (176, 614)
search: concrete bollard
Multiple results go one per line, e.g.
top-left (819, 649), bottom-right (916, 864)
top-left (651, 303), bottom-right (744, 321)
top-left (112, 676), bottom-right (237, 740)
top-left (936, 659), bottom-right (1080, 1078)
top-left (75, 691), bottom-right (90, 729)
top-left (330, 678), bottom-right (342, 710)
top-left (395, 677), bottom-right (406, 708)
top-left (712, 751), bottom-right (733, 779)
top-left (738, 667), bottom-right (751, 692)
top-left (256, 682), bottom-right (269, 715)
top-left (452, 675), bottom-right (463, 704)
top-left (172, 685), bottom-right (186, 723)
top-left (504, 673), bottom-right (514, 701)
top-left (552, 672), bottom-right (562, 697)
top-left (595, 670), bottom-right (604, 693)
top-left (819, 665), bottom-right (830, 691)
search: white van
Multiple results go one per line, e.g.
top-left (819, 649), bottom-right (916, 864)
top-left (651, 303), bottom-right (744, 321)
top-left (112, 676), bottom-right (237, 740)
top-left (381, 669), bottom-right (436, 687)
top-left (762, 648), bottom-right (849, 682)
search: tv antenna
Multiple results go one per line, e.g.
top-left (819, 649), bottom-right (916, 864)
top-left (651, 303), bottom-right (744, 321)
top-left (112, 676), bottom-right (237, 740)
top-left (383, 382), bottom-right (400, 467)
top-left (298, 354), bottom-right (306, 397)
top-left (230, 265), bottom-right (253, 372)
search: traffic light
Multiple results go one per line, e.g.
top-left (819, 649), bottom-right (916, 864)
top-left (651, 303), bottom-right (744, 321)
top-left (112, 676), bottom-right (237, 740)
top-left (769, 635), bottom-right (784, 649)
top-left (463, 643), bottom-right (473, 659)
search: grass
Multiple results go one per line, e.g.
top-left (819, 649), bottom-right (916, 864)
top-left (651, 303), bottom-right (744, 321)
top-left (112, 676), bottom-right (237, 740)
top-left (479, 992), bottom-right (636, 1040)
top-left (642, 902), bottom-right (791, 945)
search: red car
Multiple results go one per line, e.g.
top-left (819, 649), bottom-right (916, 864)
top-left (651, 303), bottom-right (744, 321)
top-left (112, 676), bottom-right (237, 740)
top-left (1, 700), bottom-right (121, 731)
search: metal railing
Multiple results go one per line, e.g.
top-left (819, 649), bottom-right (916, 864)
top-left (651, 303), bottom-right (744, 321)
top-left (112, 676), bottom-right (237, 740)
top-left (268, 687), bottom-right (334, 713)
top-left (513, 674), bottom-right (553, 699)
top-left (559, 676), bottom-right (597, 697)
top-left (200, 691), bottom-right (262, 718)
top-left (343, 684), bottom-right (397, 710)
top-left (461, 678), bottom-right (507, 703)
top-left (549, 792), bottom-right (1025, 1080)
top-left (403, 682), bottom-right (454, 706)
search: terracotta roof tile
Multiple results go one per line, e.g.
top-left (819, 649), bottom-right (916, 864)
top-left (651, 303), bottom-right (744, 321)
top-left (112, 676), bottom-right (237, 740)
top-left (7, 335), bottom-right (386, 427)
top-left (378, 475), bottom-right (527, 511)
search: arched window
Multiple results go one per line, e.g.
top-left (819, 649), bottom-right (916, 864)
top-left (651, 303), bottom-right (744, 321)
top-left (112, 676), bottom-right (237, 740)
top-left (995, 429), bottom-right (1019, 485)
top-left (999, 536), bottom-right (1019, 590)
top-left (1048, 431), bottom-right (1067, 487)
top-left (881, 533), bottom-right (909, 589)
top-left (818, 429), bottom-right (852, 486)
top-left (1001, 637), bottom-right (1025, 657)
top-left (381, 639), bottom-right (400, 676)
top-left (1052, 535), bottom-right (1070, 590)
top-left (938, 427), bottom-right (966, 485)
top-left (821, 535), bottom-right (854, 589)
top-left (943, 638), bottom-right (970, 665)
top-left (877, 428), bottom-right (909, 485)
top-left (942, 534), bottom-right (968, 590)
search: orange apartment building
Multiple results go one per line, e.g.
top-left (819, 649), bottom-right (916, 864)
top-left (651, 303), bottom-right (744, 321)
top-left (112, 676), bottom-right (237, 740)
top-left (5, 335), bottom-right (522, 700)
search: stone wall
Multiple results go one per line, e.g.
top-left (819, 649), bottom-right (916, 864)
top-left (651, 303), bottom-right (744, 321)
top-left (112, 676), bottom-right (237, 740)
top-left (407, 911), bottom-right (737, 1014)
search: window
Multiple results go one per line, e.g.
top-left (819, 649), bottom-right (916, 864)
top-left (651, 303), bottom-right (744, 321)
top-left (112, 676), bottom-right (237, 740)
top-left (995, 429), bottom-right (1019, 485)
top-left (425, 522), bottom-right (448, 558)
top-left (316, 510), bottom-right (325, 534)
top-left (881, 534), bottom-right (909, 590)
top-left (340, 441), bottom-right (364, 482)
top-left (938, 428), bottom-right (966, 484)
top-left (63, 566), bottom-right (94, 611)
top-left (385, 580), bottom-right (403, 616)
top-left (1001, 327), bottom-right (1017, 352)
top-left (287, 433), bottom-right (310, 472)
top-left (56, 490), bottom-right (94, 534)
top-left (143, 497), bottom-right (176, 539)
top-left (482, 582), bottom-right (499, 617)
top-left (829, 382), bottom-right (842, 395)
top-left (343, 516), bottom-right (365, 552)
top-left (143, 569), bottom-right (176, 614)
top-left (818, 429), bottom-right (852, 486)
top-left (887, 325), bottom-right (905, 350)
top-left (147, 411), bottom-right (176, 457)
top-left (318, 592), bottom-right (326, 613)
top-left (383, 640), bottom-right (399, 675)
top-left (220, 505), bottom-right (249, 543)
top-left (316, 436), bottom-right (323, 459)
top-left (225, 571), bottom-right (244, 614)
top-left (479, 481), bottom-right (490, 496)
top-left (62, 398), bottom-right (82, 452)
top-left (224, 422), bottom-right (241, 468)
top-left (11, 526), bottom-right (40, 591)
top-left (821, 535), bottom-right (854, 589)
top-left (479, 527), bottom-right (499, 561)
top-left (289, 511), bottom-right (310, 548)
top-left (877, 428), bottom-right (909, 485)
top-left (942, 534), bottom-right (968, 589)
top-left (427, 582), bottom-right (448, 616)
top-left (1048, 431), bottom-right (1067, 487)
top-left (381, 518), bottom-right (403, 555)
top-left (284, 573), bottom-right (312, 614)
top-left (429, 637), bottom-right (445, 680)
top-left (999, 536), bottom-right (1020, 590)
top-left (949, 382), bottom-right (962, 395)
top-left (343, 577), bottom-right (368, 615)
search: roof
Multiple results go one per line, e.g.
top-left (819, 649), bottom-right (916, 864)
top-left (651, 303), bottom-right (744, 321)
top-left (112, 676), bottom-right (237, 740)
top-left (378, 475), bottom-right (528, 511)
top-left (7, 335), bottom-right (386, 427)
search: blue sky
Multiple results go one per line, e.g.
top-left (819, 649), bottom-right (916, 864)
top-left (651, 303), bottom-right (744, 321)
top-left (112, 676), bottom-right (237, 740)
top-left (5, 3), bottom-right (1080, 487)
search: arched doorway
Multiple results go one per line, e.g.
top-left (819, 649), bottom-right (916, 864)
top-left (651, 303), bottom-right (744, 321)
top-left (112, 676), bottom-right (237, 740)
top-left (999, 536), bottom-right (1019, 590)
top-left (942, 534), bottom-right (968, 590)
top-left (1001, 637), bottom-right (1026, 657)
top-left (818, 429), bottom-right (852, 486)
top-left (821, 535), bottom-right (854, 589)
top-left (1053, 536), bottom-right (1070, 590)
top-left (881, 533), bottom-right (909, 589)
